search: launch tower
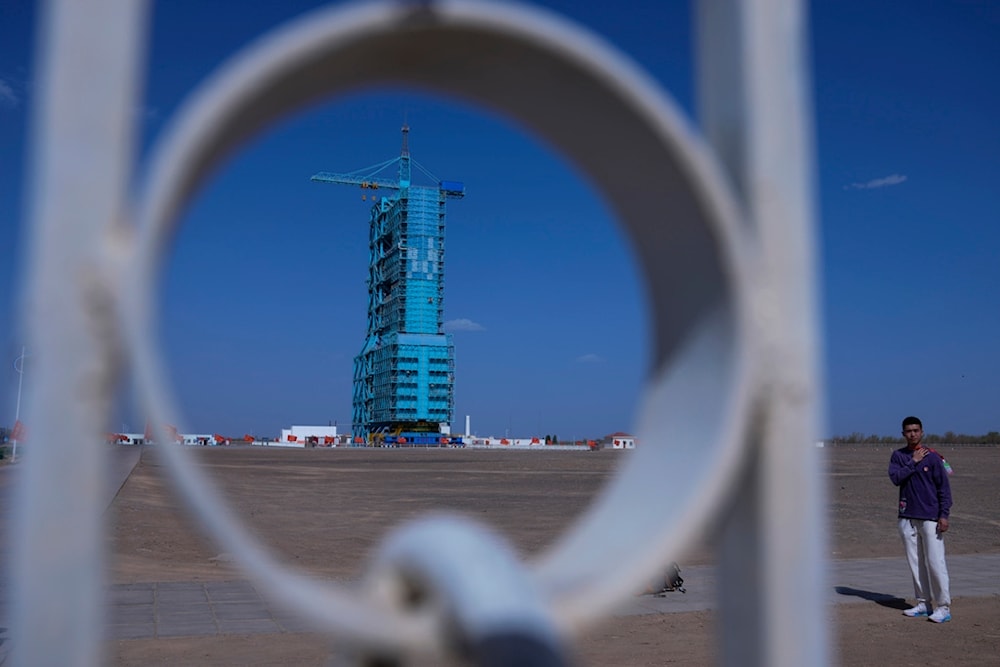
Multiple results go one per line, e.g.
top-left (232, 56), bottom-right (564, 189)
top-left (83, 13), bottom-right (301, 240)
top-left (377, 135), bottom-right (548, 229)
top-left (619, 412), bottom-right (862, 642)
top-left (312, 127), bottom-right (465, 444)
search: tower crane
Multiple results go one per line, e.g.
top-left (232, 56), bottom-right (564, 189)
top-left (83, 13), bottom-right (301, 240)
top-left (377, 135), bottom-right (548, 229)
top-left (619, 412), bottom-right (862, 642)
top-left (310, 125), bottom-right (465, 199)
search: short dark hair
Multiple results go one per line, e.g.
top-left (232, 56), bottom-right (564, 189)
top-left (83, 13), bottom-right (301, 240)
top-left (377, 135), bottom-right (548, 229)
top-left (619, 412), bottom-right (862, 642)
top-left (902, 416), bottom-right (922, 429)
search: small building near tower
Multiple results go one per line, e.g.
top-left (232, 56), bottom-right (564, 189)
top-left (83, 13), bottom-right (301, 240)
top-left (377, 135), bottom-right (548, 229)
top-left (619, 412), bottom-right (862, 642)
top-left (605, 432), bottom-right (637, 449)
top-left (277, 425), bottom-right (340, 447)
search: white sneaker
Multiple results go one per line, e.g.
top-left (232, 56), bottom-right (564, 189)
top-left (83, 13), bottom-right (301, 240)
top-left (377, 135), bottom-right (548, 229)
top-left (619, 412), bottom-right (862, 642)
top-left (928, 606), bottom-right (951, 623)
top-left (902, 602), bottom-right (928, 617)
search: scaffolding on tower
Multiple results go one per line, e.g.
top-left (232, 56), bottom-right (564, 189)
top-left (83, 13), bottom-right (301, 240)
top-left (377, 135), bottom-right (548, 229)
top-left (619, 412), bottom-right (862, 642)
top-left (312, 126), bottom-right (465, 445)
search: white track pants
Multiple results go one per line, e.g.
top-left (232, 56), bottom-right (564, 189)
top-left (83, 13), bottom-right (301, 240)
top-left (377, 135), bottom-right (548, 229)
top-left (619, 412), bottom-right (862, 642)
top-left (898, 518), bottom-right (951, 607)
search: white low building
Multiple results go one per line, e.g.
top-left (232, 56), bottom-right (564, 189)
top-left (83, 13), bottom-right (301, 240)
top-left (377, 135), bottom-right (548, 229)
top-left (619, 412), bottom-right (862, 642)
top-left (112, 431), bottom-right (219, 446)
top-left (275, 425), bottom-right (341, 447)
top-left (606, 432), bottom-right (637, 449)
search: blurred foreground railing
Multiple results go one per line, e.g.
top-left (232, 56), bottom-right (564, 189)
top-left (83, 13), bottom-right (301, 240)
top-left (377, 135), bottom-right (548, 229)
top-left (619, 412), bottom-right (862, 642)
top-left (10, 1), bottom-right (826, 665)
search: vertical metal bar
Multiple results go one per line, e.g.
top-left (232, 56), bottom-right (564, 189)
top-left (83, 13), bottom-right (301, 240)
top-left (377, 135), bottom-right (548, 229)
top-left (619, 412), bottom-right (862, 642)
top-left (11, 1), bottom-right (147, 665)
top-left (697, 1), bottom-right (827, 665)
top-left (748, 2), bottom-right (827, 661)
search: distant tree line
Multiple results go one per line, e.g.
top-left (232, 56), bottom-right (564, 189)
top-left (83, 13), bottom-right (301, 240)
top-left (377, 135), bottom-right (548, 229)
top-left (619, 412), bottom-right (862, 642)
top-left (829, 431), bottom-right (1000, 446)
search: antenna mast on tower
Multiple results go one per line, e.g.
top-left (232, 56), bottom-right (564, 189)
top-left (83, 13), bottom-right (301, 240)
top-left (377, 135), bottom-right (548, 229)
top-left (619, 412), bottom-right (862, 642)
top-left (399, 124), bottom-right (411, 187)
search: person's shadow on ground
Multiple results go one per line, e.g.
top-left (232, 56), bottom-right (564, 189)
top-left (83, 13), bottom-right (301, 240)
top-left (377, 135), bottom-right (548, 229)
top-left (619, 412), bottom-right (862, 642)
top-left (834, 586), bottom-right (909, 610)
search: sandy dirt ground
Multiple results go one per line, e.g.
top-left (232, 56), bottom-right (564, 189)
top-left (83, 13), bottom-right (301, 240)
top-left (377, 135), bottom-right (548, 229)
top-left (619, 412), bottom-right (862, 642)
top-left (102, 445), bottom-right (999, 666)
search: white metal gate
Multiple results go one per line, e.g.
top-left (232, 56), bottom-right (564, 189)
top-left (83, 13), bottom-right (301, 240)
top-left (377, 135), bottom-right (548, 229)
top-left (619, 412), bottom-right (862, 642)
top-left (10, 1), bottom-right (826, 665)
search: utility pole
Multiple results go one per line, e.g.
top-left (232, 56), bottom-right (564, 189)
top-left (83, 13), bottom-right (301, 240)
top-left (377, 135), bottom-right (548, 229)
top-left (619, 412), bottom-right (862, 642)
top-left (12, 346), bottom-right (26, 463)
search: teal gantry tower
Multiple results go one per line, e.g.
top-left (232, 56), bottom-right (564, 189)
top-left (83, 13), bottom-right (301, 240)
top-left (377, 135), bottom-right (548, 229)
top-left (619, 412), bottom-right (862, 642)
top-left (312, 127), bottom-right (465, 444)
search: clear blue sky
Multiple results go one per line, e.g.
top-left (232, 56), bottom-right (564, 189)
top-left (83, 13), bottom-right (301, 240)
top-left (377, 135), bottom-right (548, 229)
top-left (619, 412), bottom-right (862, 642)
top-left (1, 1), bottom-right (998, 439)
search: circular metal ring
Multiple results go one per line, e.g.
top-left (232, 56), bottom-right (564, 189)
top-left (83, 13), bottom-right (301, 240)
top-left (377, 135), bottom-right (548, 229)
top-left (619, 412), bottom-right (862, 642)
top-left (123, 0), bottom-right (757, 652)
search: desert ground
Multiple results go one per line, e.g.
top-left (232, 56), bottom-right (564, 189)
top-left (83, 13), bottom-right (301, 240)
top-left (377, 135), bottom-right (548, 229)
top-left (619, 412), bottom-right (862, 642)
top-left (24, 444), bottom-right (1000, 665)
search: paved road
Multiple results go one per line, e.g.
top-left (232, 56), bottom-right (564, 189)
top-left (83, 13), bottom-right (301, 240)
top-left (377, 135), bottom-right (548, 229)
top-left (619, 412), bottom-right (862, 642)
top-left (616, 552), bottom-right (1000, 616)
top-left (3, 447), bottom-right (999, 642)
top-left (93, 553), bottom-right (1000, 640)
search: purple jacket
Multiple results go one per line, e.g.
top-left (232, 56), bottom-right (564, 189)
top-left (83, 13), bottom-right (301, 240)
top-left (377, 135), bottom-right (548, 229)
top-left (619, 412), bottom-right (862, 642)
top-left (888, 446), bottom-right (952, 521)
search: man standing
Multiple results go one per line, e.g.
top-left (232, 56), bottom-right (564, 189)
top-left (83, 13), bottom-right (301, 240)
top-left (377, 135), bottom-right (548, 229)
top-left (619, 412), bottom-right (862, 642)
top-left (888, 416), bottom-right (953, 623)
